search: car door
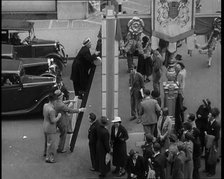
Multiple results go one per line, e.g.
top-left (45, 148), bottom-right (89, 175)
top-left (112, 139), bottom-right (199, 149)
top-left (1, 73), bottom-right (23, 113)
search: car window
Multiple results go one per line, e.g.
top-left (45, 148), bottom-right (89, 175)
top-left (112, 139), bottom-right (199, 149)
top-left (2, 74), bottom-right (20, 87)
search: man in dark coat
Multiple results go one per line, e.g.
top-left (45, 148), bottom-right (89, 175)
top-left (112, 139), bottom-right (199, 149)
top-left (96, 116), bottom-right (111, 178)
top-left (70, 38), bottom-right (100, 98)
top-left (204, 107), bottom-right (220, 177)
top-left (151, 143), bottom-right (166, 179)
top-left (195, 99), bottom-right (211, 155)
top-left (175, 93), bottom-right (184, 139)
top-left (152, 49), bottom-right (163, 94)
top-left (88, 113), bottom-right (99, 171)
top-left (111, 117), bottom-right (129, 177)
top-left (172, 143), bottom-right (187, 179)
top-left (129, 65), bottom-right (145, 121)
top-left (126, 149), bottom-right (146, 179)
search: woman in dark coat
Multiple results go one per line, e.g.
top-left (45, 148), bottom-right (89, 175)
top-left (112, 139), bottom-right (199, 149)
top-left (111, 117), bottom-right (129, 176)
top-left (96, 116), bottom-right (111, 178)
top-left (70, 38), bottom-right (99, 97)
top-left (137, 36), bottom-right (152, 82)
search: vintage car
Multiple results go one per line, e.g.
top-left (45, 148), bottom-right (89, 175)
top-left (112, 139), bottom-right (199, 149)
top-left (1, 19), bottom-right (67, 73)
top-left (20, 57), bottom-right (57, 78)
top-left (1, 59), bottom-right (58, 116)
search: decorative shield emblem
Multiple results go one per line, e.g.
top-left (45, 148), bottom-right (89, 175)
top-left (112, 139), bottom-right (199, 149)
top-left (128, 16), bottom-right (144, 35)
top-left (168, 2), bottom-right (180, 19)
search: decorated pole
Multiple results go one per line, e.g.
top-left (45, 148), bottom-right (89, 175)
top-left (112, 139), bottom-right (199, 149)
top-left (102, 5), bottom-right (119, 120)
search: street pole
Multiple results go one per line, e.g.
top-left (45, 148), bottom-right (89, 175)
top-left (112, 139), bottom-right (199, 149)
top-left (102, 5), bottom-right (119, 120)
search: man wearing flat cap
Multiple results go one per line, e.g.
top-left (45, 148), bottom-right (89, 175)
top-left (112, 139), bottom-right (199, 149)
top-left (54, 89), bottom-right (85, 153)
top-left (70, 37), bottom-right (100, 99)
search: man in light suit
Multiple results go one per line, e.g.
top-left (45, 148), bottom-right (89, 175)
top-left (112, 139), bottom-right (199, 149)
top-left (129, 65), bottom-right (145, 122)
top-left (157, 107), bottom-right (172, 154)
top-left (139, 89), bottom-right (161, 135)
top-left (54, 89), bottom-right (85, 153)
top-left (43, 93), bottom-right (61, 163)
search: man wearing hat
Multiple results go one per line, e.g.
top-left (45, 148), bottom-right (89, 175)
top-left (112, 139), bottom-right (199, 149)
top-left (126, 149), bottom-right (146, 179)
top-left (70, 37), bottom-right (100, 99)
top-left (141, 133), bottom-right (156, 166)
top-left (54, 89), bottom-right (85, 153)
top-left (96, 116), bottom-right (111, 178)
top-left (88, 113), bottom-right (99, 171)
top-left (43, 93), bottom-right (61, 163)
top-left (204, 107), bottom-right (220, 177)
top-left (129, 65), bottom-right (145, 121)
top-left (195, 98), bottom-right (211, 155)
top-left (152, 49), bottom-right (163, 95)
top-left (111, 116), bottom-right (129, 177)
top-left (151, 142), bottom-right (166, 179)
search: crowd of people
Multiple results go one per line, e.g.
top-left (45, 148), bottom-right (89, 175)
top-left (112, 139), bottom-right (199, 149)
top-left (41, 34), bottom-right (220, 179)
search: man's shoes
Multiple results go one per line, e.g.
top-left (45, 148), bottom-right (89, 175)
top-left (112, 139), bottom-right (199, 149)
top-left (130, 116), bottom-right (137, 121)
top-left (57, 149), bottom-right (67, 153)
top-left (118, 171), bottom-right (126, 177)
top-left (45, 159), bottom-right (56, 163)
top-left (99, 174), bottom-right (105, 177)
top-left (112, 168), bottom-right (119, 174)
top-left (137, 119), bottom-right (142, 124)
top-left (207, 173), bottom-right (215, 177)
top-left (89, 167), bottom-right (96, 171)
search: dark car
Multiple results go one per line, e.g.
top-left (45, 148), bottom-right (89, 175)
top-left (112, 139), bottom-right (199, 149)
top-left (1, 59), bottom-right (58, 116)
top-left (1, 19), bottom-right (67, 73)
top-left (20, 57), bottom-right (57, 78)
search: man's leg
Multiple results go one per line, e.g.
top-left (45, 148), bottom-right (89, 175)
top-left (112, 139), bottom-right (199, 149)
top-left (127, 53), bottom-right (133, 72)
top-left (57, 122), bottom-right (67, 152)
top-left (130, 94), bottom-right (136, 119)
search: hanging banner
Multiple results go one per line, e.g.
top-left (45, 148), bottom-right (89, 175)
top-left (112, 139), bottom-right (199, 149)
top-left (151, 0), bottom-right (195, 43)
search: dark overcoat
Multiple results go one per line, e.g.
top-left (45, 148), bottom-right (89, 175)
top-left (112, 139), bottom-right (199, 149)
top-left (151, 153), bottom-right (167, 179)
top-left (111, 124), bottom-right (129, 167)
top-left (126, 155), bottom-right (146, 179)
top-left (88, 120), bottom-right (100, 170)
top-left (96, 125), bottom-right (111, 175)
top-left (70, 46), bottom-right (97, 93)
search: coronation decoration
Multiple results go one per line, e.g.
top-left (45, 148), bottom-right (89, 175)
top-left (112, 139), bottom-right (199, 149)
top-left (151, 0), bottom-right (195, 42)
top-left (123, 16), bottom-right (145, 54)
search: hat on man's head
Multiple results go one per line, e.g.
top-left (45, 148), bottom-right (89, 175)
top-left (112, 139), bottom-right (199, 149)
top-left (89, 112), bottom-right (96, 122)
top-left (153, 142), bottom-right (161, 152)
top-left (54, 89), bottom-right (64, 98)
top-left (111, 116), bottom-right (122, 123)
top-left (99, 116), bottom-right (110, 126)
top-left (82, 38), bottom-right (91, 46)
top-left (129, 149), bottom-right (136, 156)
top-left (145, 133), bottom-right (154, 143)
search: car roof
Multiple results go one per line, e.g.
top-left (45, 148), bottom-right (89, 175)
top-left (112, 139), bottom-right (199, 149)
top-left (2, 20), bottom-right (34, 31)
top-left (2, 59), bottom-right (22, 74)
